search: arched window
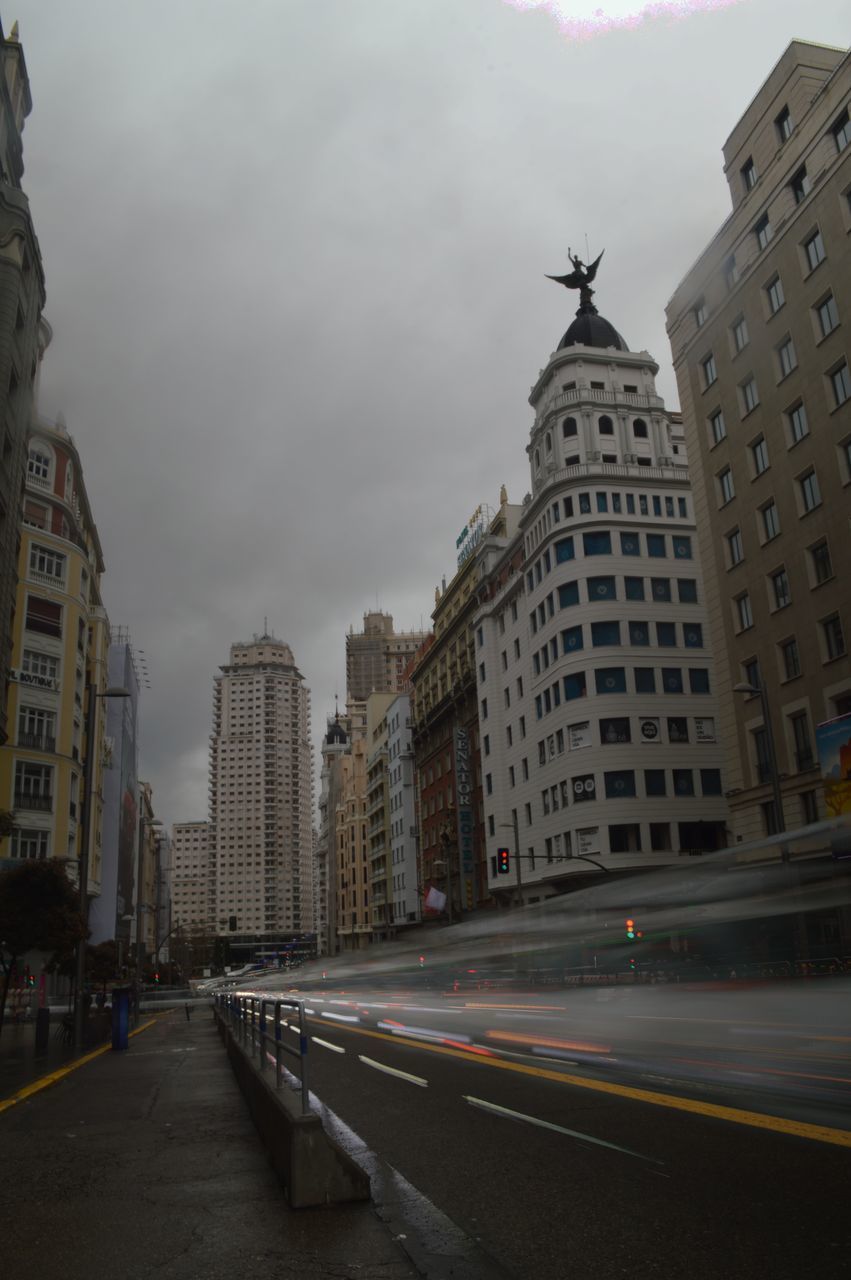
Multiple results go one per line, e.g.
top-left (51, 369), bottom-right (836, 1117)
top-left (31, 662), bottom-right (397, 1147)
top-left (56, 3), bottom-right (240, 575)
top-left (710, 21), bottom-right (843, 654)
top-left (534, 448), bottom-right (540, 470)
top-left (599, 415), bottom-right (614, 435)
top-left (562, 417), bottom-right (578, 438)
top-left (633, 418), bottom-right (649, 438)
top-left (545, 432), bottom-right (552, 454)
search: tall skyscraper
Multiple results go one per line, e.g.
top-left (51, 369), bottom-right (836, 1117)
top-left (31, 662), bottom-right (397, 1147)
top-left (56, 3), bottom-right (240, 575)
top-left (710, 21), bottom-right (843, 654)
top-left (346, 612), bottom-right (428, 702)
top-left (0, 22), bottom-right (48, 746)
top-left (666, 40), bottom-right (851, 842)
top-left (208, 632), bottom-right (314, 964)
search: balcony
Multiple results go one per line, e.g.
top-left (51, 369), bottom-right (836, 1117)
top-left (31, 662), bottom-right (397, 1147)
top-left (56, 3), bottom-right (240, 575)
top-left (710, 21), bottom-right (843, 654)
top-left (14, 791), bottom-right (52, 811)
top-left (17, 731), bottom-right (56, 752)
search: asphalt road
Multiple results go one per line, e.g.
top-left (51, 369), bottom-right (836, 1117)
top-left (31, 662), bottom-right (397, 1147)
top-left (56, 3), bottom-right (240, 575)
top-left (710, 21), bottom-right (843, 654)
top-left (251, 980), bottom-right (851, 1280)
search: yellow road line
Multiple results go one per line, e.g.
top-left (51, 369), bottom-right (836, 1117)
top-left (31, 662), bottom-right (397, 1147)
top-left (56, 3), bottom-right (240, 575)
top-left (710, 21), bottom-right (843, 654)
top-left (305, 1016), bottom-right (851, 1150)
top-left (0, 1016), bottom-right (160, 1115)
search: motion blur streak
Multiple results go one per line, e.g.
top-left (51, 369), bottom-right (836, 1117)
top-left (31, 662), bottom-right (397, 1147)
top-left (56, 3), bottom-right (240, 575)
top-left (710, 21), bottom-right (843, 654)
top-left (484, 1029), bottom-right (611, 1054)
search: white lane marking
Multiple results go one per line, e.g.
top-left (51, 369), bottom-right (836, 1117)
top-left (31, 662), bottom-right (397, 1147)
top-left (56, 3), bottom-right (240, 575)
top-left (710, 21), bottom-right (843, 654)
top-left (312, 1036), bottom-right (345, 1053)
top-left (321, 1011), bottom-right (361, 1023)
top-left (400, 1005), bottom-right (467, 1015)
top-left (358, 1055), bottom-right (428, 1087)
top-left (463, 1095), bottom-right (664, 1164)
top-left (305, 1007), bottom-right (316, 1014)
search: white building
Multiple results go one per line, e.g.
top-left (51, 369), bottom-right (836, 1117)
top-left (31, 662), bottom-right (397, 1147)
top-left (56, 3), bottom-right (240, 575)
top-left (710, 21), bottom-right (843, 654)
top-left (476, 271), bottom-right (729, 904)
top-left (386, 693), bottom-right (420, 929)
top-left (208, 633), bottom-right (314, 961)
top-left (170, 821), bottom-right (213, 937)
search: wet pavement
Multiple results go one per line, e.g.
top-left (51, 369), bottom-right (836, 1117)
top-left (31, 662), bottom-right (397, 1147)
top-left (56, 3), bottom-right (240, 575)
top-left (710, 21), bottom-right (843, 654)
top-left (0, 1009), bottom-right (421, 1280)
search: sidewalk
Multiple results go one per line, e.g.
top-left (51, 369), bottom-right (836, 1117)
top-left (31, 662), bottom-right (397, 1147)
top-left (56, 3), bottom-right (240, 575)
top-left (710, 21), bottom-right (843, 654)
top-left (0, 1010), bottom-right (420, 1280)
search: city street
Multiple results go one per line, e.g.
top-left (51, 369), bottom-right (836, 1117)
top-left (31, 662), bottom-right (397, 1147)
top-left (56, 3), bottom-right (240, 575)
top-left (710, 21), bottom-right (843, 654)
top-left (260, 979), bottom-right (851, 1279)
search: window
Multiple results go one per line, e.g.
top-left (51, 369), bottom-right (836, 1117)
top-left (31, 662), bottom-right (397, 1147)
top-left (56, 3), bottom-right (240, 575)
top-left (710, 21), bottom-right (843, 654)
top-left (737, 593), bottom-right (753, 630)
top-left (629, 621), bottom-right (650, 646)
top-left (822, 614), bottom-right (846, 661)
top-left (684, 624), bottom-right (703, 648)
top-left (625, 577), bottom-right (644, 601)
top-left (595, 668), bottom-right (627, 695)
top-left (10, 829), bottom-right (50, 861)
top-left (780, 636), bottom-right (801, 681)
top-left (831, 363), bottom-right (851, 407)
top-left (651, 578), bottom-right (671, 602)
top-left (709, 408), bottom-right (726, 445)
top-left (21, 649), bottom-right (59, 680)
top-left (766, 275), bottom-right (784, 315)
top-left (634, 668), bottom-right (656, 693)
top-left (673, 769), bottom-right (694, 796)
top-left (775, 105), bottom-right (792, 142)
top-left (583, 531), bottom-right (611, 556)
top-left (799, 469), bottom-right (821, 513)
top-left (777, 337), bottom-right (797, 379)
top-left (563, 673), bottom-right (587, 701)
top-left (605, 770), bottom-right (636, 799)
top-left (657, 622), bottom-right (676, 647)
top-left (790, 166), bottom-right (810, 204)
top-left (644, 534), bottom-right (664, 559)
top-left (14, 761), bottom-right (53, 808)
top-left (645, 770), bottom-right (666, 797)
top-left (725, 255), bottom-right (739, 291)
top-left (754, 214), bottom-right (772, 251)
top-left (787, 401), bottom-right (808, 445)
top-left (598, 415), bottom-right (614, 435)
top-left (804, 230), bottom-right (826, 272)
top-left (25, 597), bottom-right (62, 638)
top-left (592, 718), bottom-right (629, 749)
top-left (562, 625), bottom-right (583, 652)
top-left (751, 436), bottom-right (769, 475)
top-left (689, 668), bottom-right (710, 694)
top-left (741, 157), bottom-right (757, 192)
top-left (761, 501), bottom-right (779, 541)
top-left (702, 354), bottom-right (717, 388)
top-left (559, 582), bottom-right (579, 608)
top-left (596, 493), bottom-right (608, 513)
top-left (668, 717), bottom-right (689, 743)
top-left (771, 568), bottom-right (791, 610)
top-left (741, 376), bottom-right (759, 414)
top-left (817, 295), bottom-right (839, 338)
top-left (29, 544), bottom-right (66, 583)
top-left (677, 579), bottom-right (698, 603)
top-left (732, 315), bottom-right (749, 352)
top-left (832, 108), bottom-right (850, 154)
top-left (28, 449), bottom-right (50, 480)
top-left (810, 540), bottom-right (832, 586)
top-left (662, 668), bottom-right (684, 694)
top-left (587, 576), bottom-right (616, 601)
top-left (633, 418), bottom-right (648, 439)
top-left (790, 712), bottom-right (814, 772)
top-left (727, 528), bottom-right (744, 566)
top-left (562, 417), bottom-right (578, 439)
top-left (719, 467), bottom-right (735, 504)
top-left (694, 298), bottom-right (707, 328)
top-left (591, 621), bottom-right (620, 647)
top-left (555, 537), bottom-right (575, 562)
top-left (620, 532), bottom-right (640, 556)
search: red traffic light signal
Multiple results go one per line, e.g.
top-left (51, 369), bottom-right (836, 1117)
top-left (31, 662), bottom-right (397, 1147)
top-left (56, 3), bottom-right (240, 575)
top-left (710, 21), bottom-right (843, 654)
top-left (625, 918), bottom-right (635, 939)
top-left (497, 847), bottom-right (510, 874)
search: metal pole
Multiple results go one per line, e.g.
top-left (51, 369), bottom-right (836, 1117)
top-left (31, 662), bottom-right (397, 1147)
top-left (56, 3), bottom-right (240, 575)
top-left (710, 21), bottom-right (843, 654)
top-left (760, 684), bottom-right (786, 847)
top-left (73, 684), bottom-right (98, 1050)
top-left (513, 809), bottom-right (523, 909)
top-left (134, 810), bottom-right (146, 1021)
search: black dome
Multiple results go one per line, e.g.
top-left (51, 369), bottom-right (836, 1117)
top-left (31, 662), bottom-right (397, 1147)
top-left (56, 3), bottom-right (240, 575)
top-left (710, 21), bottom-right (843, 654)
top-left (558, 304), bottom-right (627, 352)
top-left (325, 720), bottom-right (348, 746)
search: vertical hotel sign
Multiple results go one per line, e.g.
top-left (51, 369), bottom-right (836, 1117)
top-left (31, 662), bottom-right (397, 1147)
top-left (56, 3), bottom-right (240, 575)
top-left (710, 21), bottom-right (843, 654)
top-left (455, 727), bottom-right (475, 910)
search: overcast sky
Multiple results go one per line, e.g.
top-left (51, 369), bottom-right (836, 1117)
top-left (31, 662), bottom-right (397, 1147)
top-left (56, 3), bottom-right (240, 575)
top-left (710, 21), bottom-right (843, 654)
top-left (10, 0), bottom-right (849, 829)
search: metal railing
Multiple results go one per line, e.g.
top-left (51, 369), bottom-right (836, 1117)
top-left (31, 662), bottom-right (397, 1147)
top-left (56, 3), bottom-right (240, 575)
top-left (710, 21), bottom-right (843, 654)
top-left (215, 992), bottom-right (310, 1115)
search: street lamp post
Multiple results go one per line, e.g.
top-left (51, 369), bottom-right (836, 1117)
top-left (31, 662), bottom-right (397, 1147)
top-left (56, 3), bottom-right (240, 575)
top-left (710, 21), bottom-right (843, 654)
top-left (74, 683), bottom-right (130, 1050)
top-left (733, 680), bottom-right (786, 849)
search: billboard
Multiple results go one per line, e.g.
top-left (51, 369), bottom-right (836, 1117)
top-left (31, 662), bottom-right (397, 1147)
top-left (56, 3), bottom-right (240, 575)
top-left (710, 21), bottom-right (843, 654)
top-left (816, 712), bottom-right (851, 817)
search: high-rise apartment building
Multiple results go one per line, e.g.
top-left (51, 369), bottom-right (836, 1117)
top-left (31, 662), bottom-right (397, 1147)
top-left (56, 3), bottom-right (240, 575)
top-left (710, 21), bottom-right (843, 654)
top-left (476, 268), bottom-right (728, 902)
top-left (666, 40), bottom-right (851, 841)
top-left (208, 633), bottom-right (314, 963)
top-left (0, 22), bottom-right (48, 745)
top-left (346, 611), bottom-right (428, 701)
top-left (171, 821), bottom-right (212, 938)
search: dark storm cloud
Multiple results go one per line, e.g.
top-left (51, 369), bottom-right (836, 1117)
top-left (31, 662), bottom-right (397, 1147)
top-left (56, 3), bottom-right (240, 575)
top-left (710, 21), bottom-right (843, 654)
top-left (10, 0), bottom-right (848, 824)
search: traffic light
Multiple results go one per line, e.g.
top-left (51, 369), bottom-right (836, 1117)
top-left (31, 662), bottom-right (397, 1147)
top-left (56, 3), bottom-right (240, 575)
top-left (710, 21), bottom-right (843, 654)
top-left (628, 956), bottom-right (637, 971)
top-left (497, 847), bottom-right (510, 875)
top-left (625, 918), bottom-right (635, 939)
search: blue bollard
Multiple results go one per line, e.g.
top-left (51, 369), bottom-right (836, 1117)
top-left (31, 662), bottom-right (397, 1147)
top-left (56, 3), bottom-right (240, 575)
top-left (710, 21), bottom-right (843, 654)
top-left (111, 987), bottom-right (130, 1051)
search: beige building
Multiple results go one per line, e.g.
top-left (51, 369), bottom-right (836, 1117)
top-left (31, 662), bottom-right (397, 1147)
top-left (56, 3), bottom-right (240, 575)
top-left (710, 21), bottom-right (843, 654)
top-left (365, 692), bottom-right (396, 941)
top-left (208, 633), bottom-right (314, 962)
top-left (170, 821), bottom-right (212, 937)
top-left (334, 729), bottom-right (370, 951)
top-left (346, 611), bottom-right (428, 702)
top-left (666, 40), bottom-right (851, 841)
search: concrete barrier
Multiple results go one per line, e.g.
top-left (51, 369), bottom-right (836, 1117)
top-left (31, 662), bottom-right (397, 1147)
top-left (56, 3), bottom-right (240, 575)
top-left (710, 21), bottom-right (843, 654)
top-left (214, 1009), bottom-right (370, 1208)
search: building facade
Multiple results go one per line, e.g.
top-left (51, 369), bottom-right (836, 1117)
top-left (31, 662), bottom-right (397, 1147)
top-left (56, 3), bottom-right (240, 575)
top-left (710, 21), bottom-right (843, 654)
top-left (316, 712), bottom-right (349, 956)
top-left (170, 821), bottom-right (212, 940)
top-left (0, 22), bottom-right (47, 747)
top-left (386, 693), bottom-right (420, 930)
top-left (208, 633), bottom-right (314, 964)
top-left (334, 730), bottom-right (370, 951)
top-left (346, 611), bottom-right (428, 702)
top-left (0, 415), bottom-right (110, 903)
top-left (477, 274), bottom-right (728, 903)
top-left (666, 40), bottom-right (851, 841)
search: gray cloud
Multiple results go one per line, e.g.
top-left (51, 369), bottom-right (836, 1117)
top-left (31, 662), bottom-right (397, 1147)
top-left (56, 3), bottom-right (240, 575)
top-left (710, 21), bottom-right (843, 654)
top-left (11, 0), bottom-right (848, 825)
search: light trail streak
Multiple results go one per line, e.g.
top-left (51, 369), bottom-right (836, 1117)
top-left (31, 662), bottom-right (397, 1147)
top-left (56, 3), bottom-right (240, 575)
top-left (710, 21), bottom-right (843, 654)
top-left (463, 1094), bottom-right (663, 1163)
top-left (358, 1055), bottom-right (428, 1087)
